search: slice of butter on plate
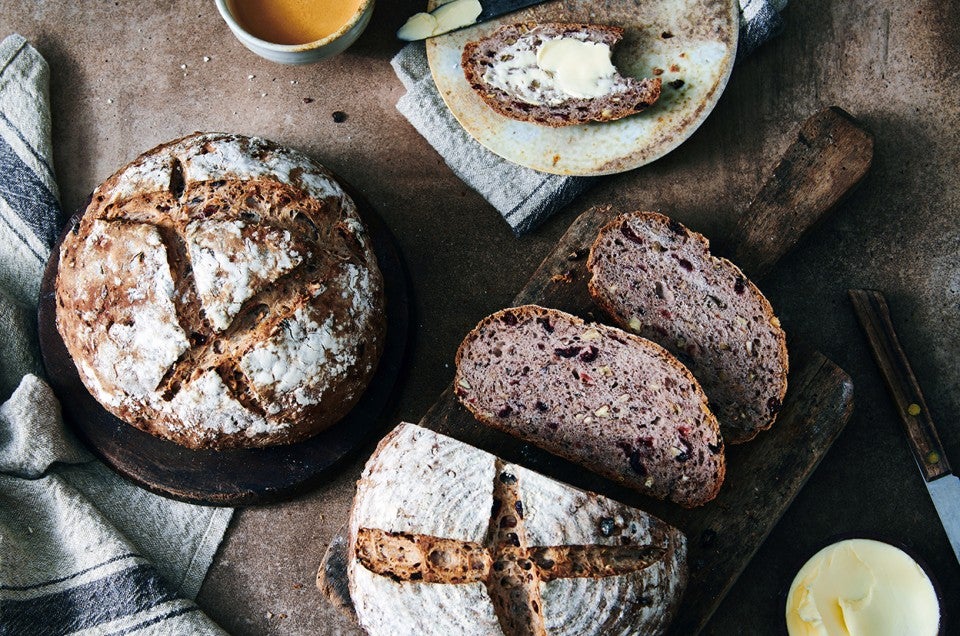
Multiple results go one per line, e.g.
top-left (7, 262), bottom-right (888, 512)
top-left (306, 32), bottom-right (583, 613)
top-left (398, 0), bottom-right (482, 41)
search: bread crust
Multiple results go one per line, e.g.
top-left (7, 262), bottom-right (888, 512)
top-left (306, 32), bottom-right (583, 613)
top-left (454, 305), bottom-right (725, 508)
top-left (347, 423), bottom-right (689, 636)
top-left (461, 23), bottom-right (661, 127)
top-left (55, 133), bottom-right (386, 449)
top-left (587, 211), bottom-right (789, 443)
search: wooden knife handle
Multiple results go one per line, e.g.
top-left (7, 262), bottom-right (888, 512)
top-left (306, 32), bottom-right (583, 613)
top-left (849, 289), bottom-right (951, 481)
top-left (734, 107), bottom-right (874, 279)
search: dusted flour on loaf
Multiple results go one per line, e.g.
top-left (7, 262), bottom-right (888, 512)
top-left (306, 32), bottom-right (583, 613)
top-left (455, 305), bottom-right (725, 508)
top-left (348, 423), bottom-right (688, 636)
top-left (55, 133), bottom-right (386, 449)
top-left (588, 212), bottom-right (788, 443)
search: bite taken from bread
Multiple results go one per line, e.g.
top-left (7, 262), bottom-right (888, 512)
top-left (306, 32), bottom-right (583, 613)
top-left (588, 212), bottom-right (788, 444)
top-left (454, 305), bottom-right (725, 508)
top-left (461, 23), bottom-right (661, 127)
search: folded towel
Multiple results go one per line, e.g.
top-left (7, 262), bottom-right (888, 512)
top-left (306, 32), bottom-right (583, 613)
top-left (0, 33), bottom-right (231, 635)
top-left (392, 0), bottom-right (786, 235)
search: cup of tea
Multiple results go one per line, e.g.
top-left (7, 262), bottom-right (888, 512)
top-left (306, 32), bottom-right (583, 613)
top-left (215, 0), bottom-right (375, 64)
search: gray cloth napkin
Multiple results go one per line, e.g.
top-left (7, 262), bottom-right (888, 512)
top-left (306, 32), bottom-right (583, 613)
top-left (0, 33), bottom-right (231, 635)
top-left (392, 0), bottom-right (787, 236)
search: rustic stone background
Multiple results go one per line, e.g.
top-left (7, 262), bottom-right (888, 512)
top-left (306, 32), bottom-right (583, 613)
top-left (2, 0), bottom-right (958, 633)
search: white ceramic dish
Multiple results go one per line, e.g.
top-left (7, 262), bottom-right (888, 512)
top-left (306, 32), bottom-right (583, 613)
top-left (215, 0), bottom-right (375, 64)
top-left (426, 0), bottom-right (738, 176)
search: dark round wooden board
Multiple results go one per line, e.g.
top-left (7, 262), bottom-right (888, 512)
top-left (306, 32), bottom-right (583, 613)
top-left (38, 180), bottom-right (409, 506)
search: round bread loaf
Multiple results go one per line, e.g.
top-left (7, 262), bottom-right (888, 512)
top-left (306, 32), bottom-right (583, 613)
top-left (349, 423), bottom-right (688, 636)
top-left (55, 133), bottom-right (386, 449)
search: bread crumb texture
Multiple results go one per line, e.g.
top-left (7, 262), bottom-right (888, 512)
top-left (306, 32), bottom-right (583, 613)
top-left (588, 212), bottom-right (788, 443)
top-left (455, 305), bottom-right (725, 508)
top-left (55, 133), bottom-right (386, 449)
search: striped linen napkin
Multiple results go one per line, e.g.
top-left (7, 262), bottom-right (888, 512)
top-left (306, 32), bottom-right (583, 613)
top-left (391, 0), bottom-right (786, 236)
top-left (0, 34), bottom-right (231, 635)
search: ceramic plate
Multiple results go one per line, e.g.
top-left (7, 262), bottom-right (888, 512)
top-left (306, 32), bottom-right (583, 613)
top-left (426, 0), bottom-right (738, 176)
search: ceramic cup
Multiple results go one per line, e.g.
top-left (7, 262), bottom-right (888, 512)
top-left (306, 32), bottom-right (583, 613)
top-left (215, 0), bottom-right (375, 64)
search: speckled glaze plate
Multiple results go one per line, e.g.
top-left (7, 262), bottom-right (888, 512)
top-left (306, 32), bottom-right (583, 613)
top-left (426, 0), bottom-right (738, 176)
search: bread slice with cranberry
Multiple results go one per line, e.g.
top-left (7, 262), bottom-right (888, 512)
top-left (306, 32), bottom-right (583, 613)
top-left (461, 23), bottom-right (661, 127)
top-left (587, 212), bottom-right (788, 444)
top-left (454, 305), bottom-right (725, 508)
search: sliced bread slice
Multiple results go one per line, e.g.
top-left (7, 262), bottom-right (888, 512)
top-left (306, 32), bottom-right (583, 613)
top-left (587, 212), bottom-right (789, 444)
top-left (348, 423), bottom-right (688, 636)
top-left (461, 23), bottom-right (661, 127)
top-left (454, 305), bottom-right (725, 508)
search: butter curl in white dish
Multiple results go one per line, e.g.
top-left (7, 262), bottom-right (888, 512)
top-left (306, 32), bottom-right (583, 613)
top-left (785, 538), bottom-right (940, 636)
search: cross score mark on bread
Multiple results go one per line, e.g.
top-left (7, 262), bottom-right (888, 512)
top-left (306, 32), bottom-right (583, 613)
top-left (55, 133), bottom-right (386, 449)
top-left (355, 459), bottom-right (665, 635)
top-left (348, 424), bottom-right (687, 636)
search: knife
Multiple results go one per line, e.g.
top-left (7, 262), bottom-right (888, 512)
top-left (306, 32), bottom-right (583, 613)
top-left (397, 0), bottom-right (550, 41)
top-left (850, 289), bottom-right (960, 566)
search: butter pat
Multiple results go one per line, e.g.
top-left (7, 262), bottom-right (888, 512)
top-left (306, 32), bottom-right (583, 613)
top-left (397, 0), bottom-right (482, 41)
top-left (536, 39), bottom-right (617, 99)
top-left (785, 539), bottom-right (939, 636)
top-left (396, 13), bottom-right (437, 41)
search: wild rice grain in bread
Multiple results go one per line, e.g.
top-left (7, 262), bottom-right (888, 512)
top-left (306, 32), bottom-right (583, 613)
top-left (455, 305), bottom-right (725, 508)
top-left (55, 132), bottom-right (386, 449)
top-left (461, 23), bottom-right (661, 127)
top-left (348, 423), bottom-right (688, 636)
top-left (587, 212), bottom-right (788, 443)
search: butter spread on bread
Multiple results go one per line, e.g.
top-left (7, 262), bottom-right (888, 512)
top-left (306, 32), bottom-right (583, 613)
top-left (462, 23), bottom-right (661, 127)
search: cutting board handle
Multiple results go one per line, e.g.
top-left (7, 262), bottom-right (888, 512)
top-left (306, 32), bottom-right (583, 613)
top-left (733, 106), bottom-right (874, 279)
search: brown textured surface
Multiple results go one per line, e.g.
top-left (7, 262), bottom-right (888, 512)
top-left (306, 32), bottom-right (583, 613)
top-left (588, 211), bottom-right (789, 444)
top-left (460, 23), bottom-right (661, 127)
top-left (454, 305), bottom-right (725, 507)
top-left (5, 0), bottom-right (959, 633)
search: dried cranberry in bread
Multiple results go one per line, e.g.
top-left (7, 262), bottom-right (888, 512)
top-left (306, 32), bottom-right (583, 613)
top-left (55, 133), bottom-right (386, 449)
top-left (455, 305), bottom-right (725, 508)
top-left (587, 211), bottom-right (788, 444)
top-left (348, 423), bottom-right (687, 636)
top-left (461, 23), bottom-right (661, 127)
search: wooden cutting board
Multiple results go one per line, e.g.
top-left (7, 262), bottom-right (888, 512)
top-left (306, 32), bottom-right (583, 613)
top-left (318, 107), bottom-right (872, 634)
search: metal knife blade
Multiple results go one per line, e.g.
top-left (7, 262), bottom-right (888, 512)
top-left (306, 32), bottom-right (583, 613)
top-left (850, 288), bottom-right (960, 566)
top-left (928, 475), bottom-right (960, 565)
top-left (398, 0), bottom-right (550, 41)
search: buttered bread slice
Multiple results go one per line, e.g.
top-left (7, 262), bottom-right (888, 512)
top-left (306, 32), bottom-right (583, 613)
top-left (348, 423), bottom-right (687, 636)
top-left (461, 23), bottom-right (661, 127)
